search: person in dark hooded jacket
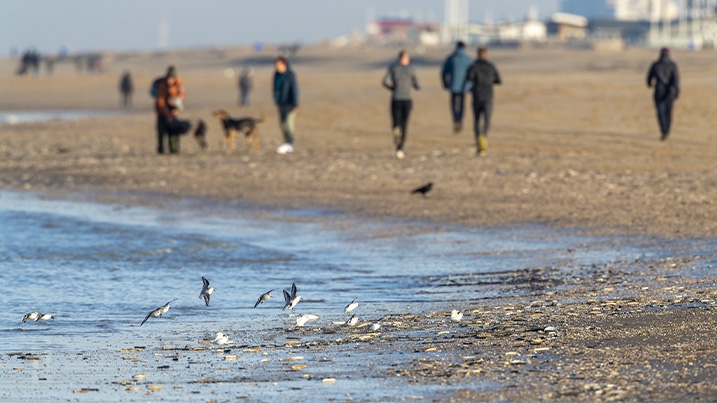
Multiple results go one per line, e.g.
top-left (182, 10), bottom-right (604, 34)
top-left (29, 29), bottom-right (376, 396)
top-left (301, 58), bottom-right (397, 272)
top-left (273, 56), bottom-right (299, 154)
top-left (647, 48), bottom-right (680, 141)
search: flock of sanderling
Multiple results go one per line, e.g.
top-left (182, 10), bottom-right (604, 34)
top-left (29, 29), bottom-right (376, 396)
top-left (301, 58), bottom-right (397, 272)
top-left (19, 277), bottom-right (434, 342)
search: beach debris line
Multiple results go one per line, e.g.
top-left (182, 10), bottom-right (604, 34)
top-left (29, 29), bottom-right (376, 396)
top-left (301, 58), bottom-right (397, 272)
top-left (199, 276), bottom-right (214, 306)
top-left (140, 298), bottom-right (177, 326)
top-left (282, 282), bottom-right (301, 311)
top-left (254, 289), bottom-right (274, 308)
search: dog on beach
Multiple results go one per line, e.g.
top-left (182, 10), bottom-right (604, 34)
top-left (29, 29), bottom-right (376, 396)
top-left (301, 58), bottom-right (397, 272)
top-left (193, 119), bottom-right (208, 151)
top-left (212, 110), bottom-right (264, 154)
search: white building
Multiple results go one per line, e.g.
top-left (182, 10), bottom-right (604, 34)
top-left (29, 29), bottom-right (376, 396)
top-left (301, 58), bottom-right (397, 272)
top-left (561, 0), bottom-right (679, 21)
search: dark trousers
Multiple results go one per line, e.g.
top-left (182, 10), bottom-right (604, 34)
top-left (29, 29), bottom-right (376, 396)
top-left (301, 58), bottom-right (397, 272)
top-left (121, 92), bottom-right (132, 108)
top-left (655, 95), bottom-right (675, 137)
top-left (391, 100), bottom-right (412, 151)
top-left (451, 93), bottom-right (465, 124)
top-left (157, 115), bottom-right (179, 154)
top-left (472, 100), bottom-right (493, 136)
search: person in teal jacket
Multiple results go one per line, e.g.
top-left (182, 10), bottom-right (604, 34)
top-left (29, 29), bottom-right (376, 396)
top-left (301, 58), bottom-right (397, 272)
top-left (441, 41), bottom-right (473, 133)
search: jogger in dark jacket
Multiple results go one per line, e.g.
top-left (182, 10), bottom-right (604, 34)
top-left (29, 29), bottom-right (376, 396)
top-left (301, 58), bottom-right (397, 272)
top-left (647, 48), bottom-right (679, 141)
top-left (383, 50), bottom-right (420, 160)
top-left (465, 47), bottom-right (501, 155)
top-left (442, 41), bottom-right (473, 133)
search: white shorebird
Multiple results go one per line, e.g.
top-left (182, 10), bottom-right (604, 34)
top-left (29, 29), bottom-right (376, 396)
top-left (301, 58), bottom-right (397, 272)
top-left (370, 323), bottom-right (381, 332)
top-left (254, 290), bottom-right (274, 308)
top-left (213, 332), bottom-right (233, 345)
top-left (282, 283), bottom-right (301, 311)
top-left (36, 313), bottom-right (55, 321)
top-left (345, 315), bottom-right (359, 327)
top-left (344, 299), bottom-right (359, 314)
top-left (451, 310), bottom-right (463, 323)
top-left (140, 299), bottom-right (177, 326)
top-left (296, 314), bottom-right (320, 327)
top-left (199, 277), bottom-right (214, 306)
top-left (21, 312), bottom-right (41, 323)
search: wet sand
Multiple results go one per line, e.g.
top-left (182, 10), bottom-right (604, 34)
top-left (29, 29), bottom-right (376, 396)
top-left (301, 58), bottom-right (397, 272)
top-left (1, 46), bottom-right (717, 401)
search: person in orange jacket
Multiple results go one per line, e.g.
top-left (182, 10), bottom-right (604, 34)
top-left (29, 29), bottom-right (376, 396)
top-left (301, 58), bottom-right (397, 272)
top-left (155, 66), bottom-right (185, 154)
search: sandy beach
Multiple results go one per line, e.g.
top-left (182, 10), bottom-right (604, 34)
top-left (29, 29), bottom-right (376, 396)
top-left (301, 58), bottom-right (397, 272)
top-left (1, 45), bottom-right (717, 401)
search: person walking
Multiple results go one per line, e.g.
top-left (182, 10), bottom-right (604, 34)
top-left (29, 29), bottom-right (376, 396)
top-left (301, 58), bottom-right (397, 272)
top-left (465, 47), bottom-right (501, 156)
top-left (154, 66), bottom-right (185, 154)
top-left (647, 48), bottom-right (680, 141)
top-left (238, 67), bottom-right (254, 106)
top-left (382, 50), bottom-right (420, 160)
top-left (119, 71), bottom-right (134, 108)
top-left (441, 41), bottom-right (473, 133)
top-left (273, 56), bottom-right (299, 154)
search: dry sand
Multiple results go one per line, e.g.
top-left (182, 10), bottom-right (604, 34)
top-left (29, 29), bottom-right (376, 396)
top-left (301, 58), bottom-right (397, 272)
top-left (1, 45), bottom-right (717, 401)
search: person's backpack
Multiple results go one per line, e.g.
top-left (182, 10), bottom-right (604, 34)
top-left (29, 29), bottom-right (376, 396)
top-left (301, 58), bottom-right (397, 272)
top-left (149, 76), bottom-right (164, 98)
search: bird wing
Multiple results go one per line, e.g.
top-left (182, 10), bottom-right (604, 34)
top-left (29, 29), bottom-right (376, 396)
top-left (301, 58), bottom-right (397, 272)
top-left (140, 311), bottom-right (152, 326)
top-left (253, 295), bottom-right (262, 308)
top-left (283, 290), bottom-right (291, 304)
top-left (290, 283), bottom-right (297, 299)
top-left (202, 277), bottom-right (210, 288)
top-left (203, 293), bottom-right (210, 306)
top-left (164, 298), bottom-right (178, 307)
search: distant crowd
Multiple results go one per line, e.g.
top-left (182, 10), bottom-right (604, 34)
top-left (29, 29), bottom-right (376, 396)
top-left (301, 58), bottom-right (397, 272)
top-left (121, 44), bottom-right (679, 157)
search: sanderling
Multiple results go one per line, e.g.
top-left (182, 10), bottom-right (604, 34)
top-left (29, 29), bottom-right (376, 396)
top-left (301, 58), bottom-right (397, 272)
top-left (213, 332), bottom-right (233, 345)
top-left (36, 313), bottom-right (55, 321)
top-left (370, 323), bottom-right (381, 331)
top-left (21, 312), bottom-right (41, 323)
top-left (345, 314), bottom-right (359, 327)
top-left (140, 298), bottom-right (177, 326)
top-left (451, 310), bottom-right (463, 322)
top-left (199, 276), bottom-right (214, 306)
top-left (296, 314), bottom-right (319, 327)
top-left (282, 283), bottom-right (301, 311)
top-left (253, 290), bottom-right (274, 308)
top-left (344, 299), bottom-right (359, 313)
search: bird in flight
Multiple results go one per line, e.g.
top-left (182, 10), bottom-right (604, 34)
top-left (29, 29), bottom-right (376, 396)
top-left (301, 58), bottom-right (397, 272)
top-left (282, 283), bottom-right (301, 311)
top-left (344, 299), bottom-right (358, 314)
top-left (140, 299), bottom-right (177, 326)
top-left (254, 289), bottom-right (274, 308)
top-left (199, 277), bottom-right (214, 306)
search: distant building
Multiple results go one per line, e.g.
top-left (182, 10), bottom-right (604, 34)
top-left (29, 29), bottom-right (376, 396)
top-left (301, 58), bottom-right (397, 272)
top-left (561, 0), bottom-right (679, 21)
top-left (365, 19), bottom-right (440, 45)
top-left (548, 13), bottom-right (589, 40)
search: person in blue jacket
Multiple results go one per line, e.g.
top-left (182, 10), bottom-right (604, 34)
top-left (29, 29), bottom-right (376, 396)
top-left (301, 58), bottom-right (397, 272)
top-left (273, 56), bottom-right (299, 154)
top-left (441, 41), bottom-right (473, 133)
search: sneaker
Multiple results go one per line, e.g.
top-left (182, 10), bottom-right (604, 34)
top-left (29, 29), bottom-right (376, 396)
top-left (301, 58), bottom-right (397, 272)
top-left (392, 127), bottom-right (401, 147)
top-left (276, 143), bottom-right (294, 154)
top-left (660, 134), bottom-right (668, 141)
top-left (396, 150), bottom-right (405, 159)
top-left (453, 122), bottom-right (461, 134)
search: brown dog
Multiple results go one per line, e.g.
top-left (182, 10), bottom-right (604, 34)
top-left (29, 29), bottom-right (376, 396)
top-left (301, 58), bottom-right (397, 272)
top-left (212, 110), bottom-right (264, 154)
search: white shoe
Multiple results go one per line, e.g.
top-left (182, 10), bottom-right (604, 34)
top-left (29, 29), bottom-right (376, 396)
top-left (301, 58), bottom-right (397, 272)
top-left (395, 150), bottom-right (405, 159)
top-left (276, 143), bottom-right (294, 154)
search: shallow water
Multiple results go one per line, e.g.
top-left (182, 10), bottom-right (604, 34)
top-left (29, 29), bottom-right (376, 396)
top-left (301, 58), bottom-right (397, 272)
top-left (0, 110), bottom-right (117, 125)
top-left (0, 191), bottom-right (711, 401)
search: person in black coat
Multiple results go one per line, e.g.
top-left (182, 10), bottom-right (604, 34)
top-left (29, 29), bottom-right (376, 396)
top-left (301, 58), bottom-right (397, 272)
top-left (464, 47), bottom-right (501, 155)
top-left (119, 71), bottom-right (134, 108)
top-left (647, 48), bottom-right (680, 141)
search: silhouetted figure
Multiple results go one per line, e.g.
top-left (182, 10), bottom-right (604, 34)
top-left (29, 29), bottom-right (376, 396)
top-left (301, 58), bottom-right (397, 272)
top-left (647, 48), bottom-right (680, 141)
top-left (238, 67), bottom-right (254, 106)
top-left (465, 47), bottom-right (501, 156)
top-left (119, 71), bottom-right (134, 108)
top-left (383, 50), bottom-right (420, 160)
top-left (442, 41), bottom-right (473, 133)
top-left (411, 182), bottom-right (434, 197)
top-left (273, 56), bottom-right (299, 154)
top-left (154, 65), bottom-right (186, 154)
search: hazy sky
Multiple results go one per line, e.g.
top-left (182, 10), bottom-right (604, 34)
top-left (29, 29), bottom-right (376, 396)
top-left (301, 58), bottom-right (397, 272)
top-left (0, 0), bottom-right (560, 55)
